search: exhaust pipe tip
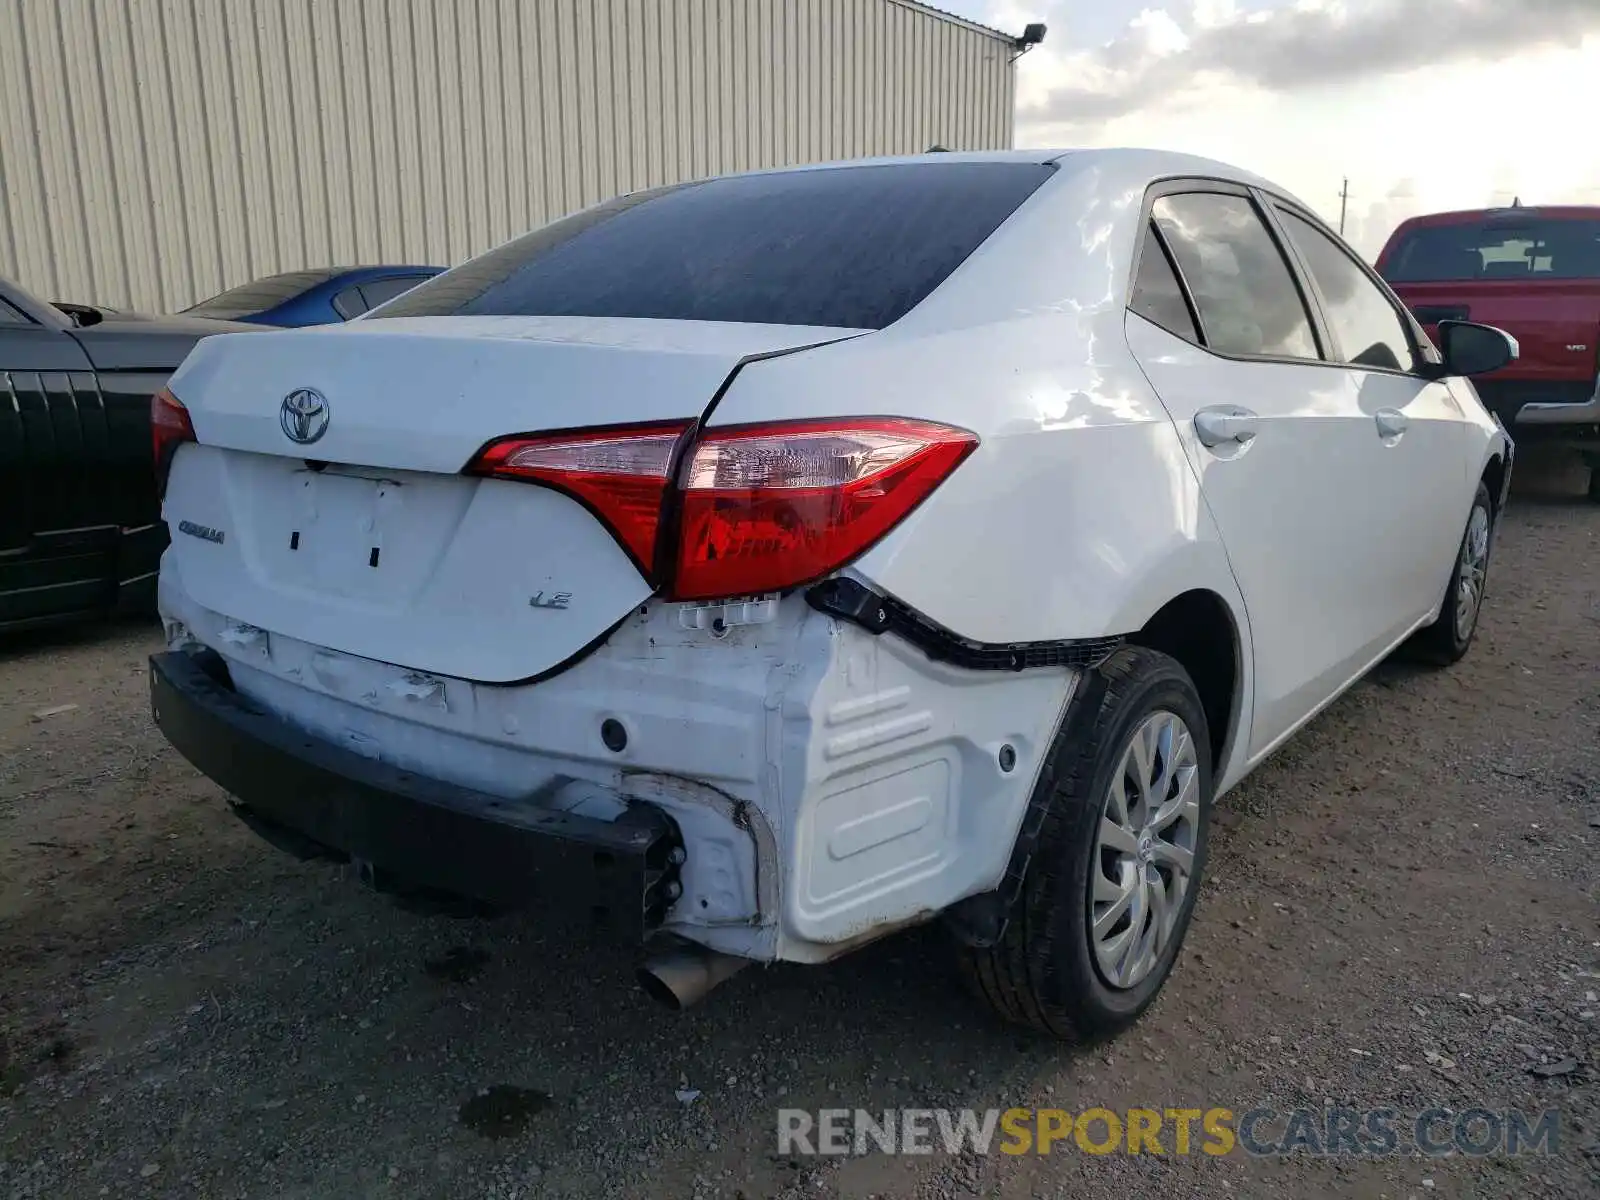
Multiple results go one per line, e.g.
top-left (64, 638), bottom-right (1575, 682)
top-left (637, 945), bottom-right (751, 1010)
top-left (636, 965), bottom-right (691, 1011)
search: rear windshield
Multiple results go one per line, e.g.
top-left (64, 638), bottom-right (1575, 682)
top-left (183, 268), bottom-right (343, 318)
top-left (1381, 217), bottom-right (1600, 282)
top-left (369, 161), bottom-right (1055, 330)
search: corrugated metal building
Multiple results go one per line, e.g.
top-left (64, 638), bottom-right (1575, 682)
top-left (0, 0), bottom-right (1020, 314)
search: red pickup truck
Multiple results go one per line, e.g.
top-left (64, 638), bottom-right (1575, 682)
top-left (1376, 204), bottom-right (1600, 501)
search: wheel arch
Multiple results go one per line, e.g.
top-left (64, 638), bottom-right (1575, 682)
top-left (1093, 534), bottom-right (1254, 788)
top-left (1123, 587), bottom-right (1246, 783)
top-left (941, 570), bottom-right (1254, 954)
top-left (1480, 450), bottom-right (1508, 519)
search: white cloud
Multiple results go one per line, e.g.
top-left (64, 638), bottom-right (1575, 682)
top-left (971, 0), bottom-right (1600, 255)
top-left (1128, 8), bottom-right (1190, 56)
top-left (1014, 0), bottom-right (1600, 129)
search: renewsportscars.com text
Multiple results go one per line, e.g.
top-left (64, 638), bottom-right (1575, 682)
top-left (777, 1106), bottom-right (1563, 1158)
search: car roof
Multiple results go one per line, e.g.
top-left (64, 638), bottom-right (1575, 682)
top-left (724, 146), bottom-right (1302, 202)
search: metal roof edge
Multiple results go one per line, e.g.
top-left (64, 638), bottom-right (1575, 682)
top-left (886, 0), bottom-right (1018, 44)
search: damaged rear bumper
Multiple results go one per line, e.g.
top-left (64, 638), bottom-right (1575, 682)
top-left (148, 648), bottom-right (683, 938)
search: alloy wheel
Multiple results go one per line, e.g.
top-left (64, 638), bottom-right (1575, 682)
top-left (1455, 505), bottom-right (1491, 641)
top-left (1089, 710), bottom-right (1201, 990)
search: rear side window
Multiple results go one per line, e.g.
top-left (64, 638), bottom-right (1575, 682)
top-left (1278, 209), bottom-right (1414, 372)
top-left (370, 162), bottom-right (1055, 330)
top-left (331, 285), bottom-right (367, 320)
top-left (360, 276), bottom-right (428, 310)
top-left (1153, 193), bottom-right (1320, 361)
top-left (1129, 223), bottom-right (1199, 342)
top-left (1381, 217), bottom-right (1600, 281)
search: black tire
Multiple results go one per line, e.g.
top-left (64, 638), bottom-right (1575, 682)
top-left (958, 646), bottom-right (1213, 1042)
top-left (1404, 481), bottom-right (1494, 667)
top-left (1587, 465), bottom-right (1600, 505)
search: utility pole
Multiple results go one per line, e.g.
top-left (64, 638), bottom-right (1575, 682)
top-left (1338, 178), bottom-right (1350, 236)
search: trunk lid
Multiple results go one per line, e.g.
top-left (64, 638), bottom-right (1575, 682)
top-left (68, 311), bottom-right (262, 371)
top-left (161, 316), bottom-right (862, 683)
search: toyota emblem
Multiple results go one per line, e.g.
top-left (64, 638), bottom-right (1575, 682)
top-left (280, 388), bottom-right (330, 445)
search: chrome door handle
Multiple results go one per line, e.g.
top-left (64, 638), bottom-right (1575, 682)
top-left (1375, 409), bottom-right (1409, 439)
top-left (1194, 407), bottom-right (1260, 448)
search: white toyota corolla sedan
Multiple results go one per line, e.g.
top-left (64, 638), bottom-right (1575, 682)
top-left (148, 148), bottom-right (1514, 1040)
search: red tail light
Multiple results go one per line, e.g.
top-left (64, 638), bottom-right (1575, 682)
top-left (671, 418), bottom-right (977, 600)
top-left (151, 386), bottom-right (196, 498)
top-left (467, 417), bottom-right (976, 600)
top-left (466, 422), bottom-right (693, 572)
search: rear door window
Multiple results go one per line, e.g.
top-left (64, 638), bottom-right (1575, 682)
top-left (1277, 209), bottom-right (1415, 372)
top-left (1129, 223), bottom-right (1199, 342)
top-left (370, 162), bottom-right (1055, 330)
top-left (1152, 193), bottom-right (1321, 361)
top-left (1381, 217), bottom-right (1600, 281)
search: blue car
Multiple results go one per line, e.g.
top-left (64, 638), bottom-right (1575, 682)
top-left (179, 264), bottom-right (446, 326)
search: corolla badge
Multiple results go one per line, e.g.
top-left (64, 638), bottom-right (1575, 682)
top-left (280, 388), bottom-right (330, 445)
top-left (177, 519), bottom-right (225, 545)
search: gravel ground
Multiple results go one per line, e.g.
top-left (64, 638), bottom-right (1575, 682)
top-left (1, 459), bottom-right (1596, 1200)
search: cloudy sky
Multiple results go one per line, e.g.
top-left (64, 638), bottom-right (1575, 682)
top-left (939, 0), bottom-right (1600, 257)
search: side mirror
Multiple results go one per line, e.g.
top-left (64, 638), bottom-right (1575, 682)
top-left (1434, 320), bottom-right (1518, 378)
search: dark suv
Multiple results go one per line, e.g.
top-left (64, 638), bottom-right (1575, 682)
top-left (0, 274), bottom-right (257, 631)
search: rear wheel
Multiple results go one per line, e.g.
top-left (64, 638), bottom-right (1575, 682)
top-left (958, 646), bottom-right (1212, 1042)
top-left (1405, 481), bottom-right (1493, 666)
top-left (1586, 460), bottom-right (1600, 504)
